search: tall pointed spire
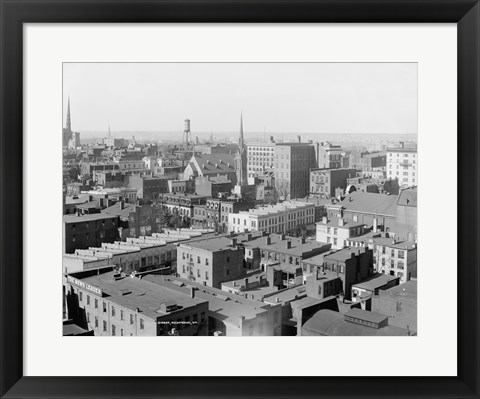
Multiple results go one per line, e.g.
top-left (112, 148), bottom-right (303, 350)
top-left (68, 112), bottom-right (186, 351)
top-left (66, 97), bottom-right (71, 132)
top-left (239, 112), bottom-right (244, 148)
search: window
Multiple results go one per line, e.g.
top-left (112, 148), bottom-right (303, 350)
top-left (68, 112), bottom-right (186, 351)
top-left (333, 238), bottom-right (337, 246)
top-left (95, 316), bottom-right (98, 328)
top-left (86, 295), bottom-right (90, 305)
top-left (140, 319), bottom-right (144, 330)
top-left (103, 302), bottom-right (107, 313)
top-left (130, 314), bottom-right (134, 325)
top-left (226, 256), bottom-right (230, 262)
top-left (112, 324), bottom-right (116, 336)
top-left (120, 310), bottom-right (124, 321)
top-left (206, 258), bottom-right (209, 266)
top-left (79, 291), bottom-right (83, 302)
top-left (197, 269), bottom-right (200, 277)
top-left (391, 259), bottom-right (395, 267)
top-left (112, 306), bottom-right (115, 317)
top-left (197, 256), bottom-right (201, 264)
top-left (95, 298), bottom-right (98, 309)
top-left (205, 271), bottom-right (209, 280)
top-left (103, 320), bottom-right (107, 332)
top-left (121, 329), bottom-right (124, 336)
top-left (87, 313), bottom-right (90, 323)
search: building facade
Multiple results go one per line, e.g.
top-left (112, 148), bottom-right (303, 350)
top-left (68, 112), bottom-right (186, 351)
top-left (309, 168), bottom-right (357, 198)
top-left (386, 142), bottom-right (417, 187)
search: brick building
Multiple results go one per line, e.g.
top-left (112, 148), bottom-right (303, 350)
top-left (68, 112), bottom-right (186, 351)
top-left (65, 268), bottom-right (208, 336)
top-left (63, 213), bottom-right (119, 254)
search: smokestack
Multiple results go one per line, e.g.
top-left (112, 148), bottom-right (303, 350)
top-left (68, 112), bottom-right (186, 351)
top-left (297, 135), bottom-right (301, 143)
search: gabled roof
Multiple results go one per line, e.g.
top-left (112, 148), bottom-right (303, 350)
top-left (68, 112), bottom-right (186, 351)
top-left (191, 154), bottom-right (235, 175)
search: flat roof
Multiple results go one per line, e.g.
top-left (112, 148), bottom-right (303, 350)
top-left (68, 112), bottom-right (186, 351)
top-left (259, 239), bottom-right (330, 257)
top-left (331, 191), bottom-right (398, 217)
top-left (345, 308), bottom-right (388, 324)
top-left (77, 271), bottom-right (205, 320)
top-left (352, 274), bottom-right (398, 291)
top-left (63, 213), bottom-right (118, 223)
top-left (325, 248), bottom-right (366, 262)
top-left (144, 275), bottom-right (271, 326)
top-left (180, 236), bottom-right (238, 252)
top-left (317, 216), bottom-right (365, 228)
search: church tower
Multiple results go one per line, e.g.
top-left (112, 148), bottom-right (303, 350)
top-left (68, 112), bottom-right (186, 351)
top-left (66, 97), bottom-right (72, 132)
top-left (235, 113), bottom-right (248, 186)
top-left (63, 97), bottom-right (73, 147)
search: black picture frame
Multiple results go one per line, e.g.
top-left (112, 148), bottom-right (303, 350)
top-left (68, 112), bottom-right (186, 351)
top-left (1, 1), bottom-right (479, 398)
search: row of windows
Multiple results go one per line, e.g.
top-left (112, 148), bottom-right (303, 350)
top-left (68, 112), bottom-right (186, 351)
top-left (261, 251), bottom-right (300, 265)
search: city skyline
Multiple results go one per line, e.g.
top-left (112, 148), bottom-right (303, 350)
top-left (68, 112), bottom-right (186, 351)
top-left (63, 63), bottom-right (417, 135)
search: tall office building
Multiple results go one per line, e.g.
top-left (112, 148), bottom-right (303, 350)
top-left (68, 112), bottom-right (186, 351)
top-left (386, 142), bottom-right (417, 187)
top-left (274, 140), bottom-right (317, 200)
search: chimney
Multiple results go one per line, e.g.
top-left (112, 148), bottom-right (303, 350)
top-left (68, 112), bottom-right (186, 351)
top-left (231, 238), bottom-right (238, 247)
top-left (244, 278), bottom-right (248, 289)
top-left (266, 237), bottom-right (272, 245)
top-left (247, 233), bottom-right (252, 241)
top-left (322, 216), bottom-right (328, 224)
top-left (286, 241), bottom-right (292, 249)
top-left (373, 218), bottom-right (378, 233)
top-left (297, 135), bottom-right (301, 143)
top-left (338, 218), bottom-right (344, 227)
top-left (88, 195), bottom-right (93, 202)
top-left (190, 287), bottom-right (196, 298)
top-left (120, 200), bottom-right (125, 210)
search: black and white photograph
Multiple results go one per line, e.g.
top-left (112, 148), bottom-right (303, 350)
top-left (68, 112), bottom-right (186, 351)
top-left (62, 62), bottom-right (418, 337)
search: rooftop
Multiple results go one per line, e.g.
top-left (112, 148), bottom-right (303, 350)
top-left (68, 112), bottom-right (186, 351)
top-left (77, 271), bottom-right (206, 319)
top-left (325, 248), bottom-right (368, 262)
top-left (352, 274), bottom-right (399, 292)
top-left (302, 309), bottom-right (410, 336)
top-left (63, 213), bottom-right (118, 223)
top-left (317, 216), bottom-right (365, 228)
top-left (330, 191), bottom-right (398, 217)
top-left (102, 202), bottom-right (136, 218)
top-left (259, 239), bottom-right (331, 257)
top-left (144, 275), bottom-right (271, 326)
top-left (180, 236), bottom-right (240, 252)
top-left (379, 280), bottom-right (417, 299)
top-left (397, 187), bottom-right (417, 207)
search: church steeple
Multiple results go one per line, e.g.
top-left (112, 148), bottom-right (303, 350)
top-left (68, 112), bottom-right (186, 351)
top-left (239, 112), bottom-right (244, 149)
top-left (66, 97), bottom-right (71, 132)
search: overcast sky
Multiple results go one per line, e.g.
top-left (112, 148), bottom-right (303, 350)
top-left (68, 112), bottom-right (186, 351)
top-left (63, 63), bottom-right (417, 135)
